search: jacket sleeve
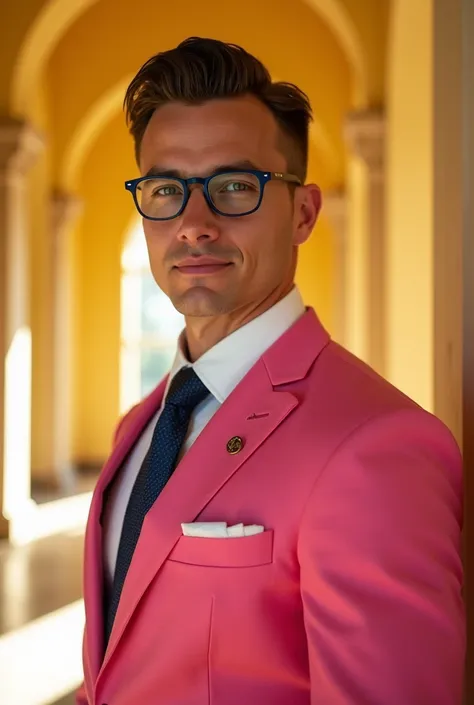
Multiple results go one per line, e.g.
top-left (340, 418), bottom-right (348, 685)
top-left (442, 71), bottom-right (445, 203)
top-left (298, 407), bottom-right (465, 705)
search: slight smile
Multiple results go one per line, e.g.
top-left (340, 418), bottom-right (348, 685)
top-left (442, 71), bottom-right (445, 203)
top-left (174, 257), bottom-right (233, 276)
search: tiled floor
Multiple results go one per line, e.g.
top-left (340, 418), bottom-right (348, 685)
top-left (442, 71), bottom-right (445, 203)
top-left (0, 525), bottom-right (87, 705)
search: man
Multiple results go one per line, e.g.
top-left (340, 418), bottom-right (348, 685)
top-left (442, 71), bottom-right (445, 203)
top-left (78, 37), bottom-right (464, 705)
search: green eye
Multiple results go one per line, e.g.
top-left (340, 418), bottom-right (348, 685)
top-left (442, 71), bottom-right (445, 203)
top-left (228, 182), bottom-right (247, 191)
top-left (155, 185), bottom-right (180, 196)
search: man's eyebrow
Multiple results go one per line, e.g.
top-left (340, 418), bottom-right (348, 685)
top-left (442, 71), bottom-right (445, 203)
top-left (144, 166), bottom-right (181, 178)
top-left (212, 160), bottom-right (262, 173)
top-left (143, 160), bottom-right (263, 179)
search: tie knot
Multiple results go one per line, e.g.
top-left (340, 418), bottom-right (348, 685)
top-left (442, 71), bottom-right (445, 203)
top-left (166, 367), bottom-right (209, 412)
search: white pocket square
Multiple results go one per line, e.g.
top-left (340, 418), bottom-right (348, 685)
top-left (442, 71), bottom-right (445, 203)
top-left (181, 521), bottom-right (264, 538)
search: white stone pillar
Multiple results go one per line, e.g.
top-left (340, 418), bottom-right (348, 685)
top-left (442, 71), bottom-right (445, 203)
top-left (50, 190), bottom-right (82, 492)
top-left (323, 189), bottom-right (348, 346)
top-left (0, 117), bottom-right (43, 539)
top-left (345, 110), bottom-right (386, 375)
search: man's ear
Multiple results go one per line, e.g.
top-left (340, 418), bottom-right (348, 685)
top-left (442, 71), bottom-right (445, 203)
top-left (293, 184), bottom-right (322, 246)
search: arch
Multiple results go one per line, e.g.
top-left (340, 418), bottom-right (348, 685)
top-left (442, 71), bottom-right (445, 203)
top-left (303, 0), bottom-right (368, 106)
top-left (10, 0), bottom-right (366, 120)
top-left (10, 0), bottom-right (100, 115)
top-left (63, 77), bottom-right (131, 191)
top-left (62, 77), bottom-right (340, 192)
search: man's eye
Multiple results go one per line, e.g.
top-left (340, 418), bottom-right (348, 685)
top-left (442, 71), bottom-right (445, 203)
top-left (222, 181), bottom-right (251, 192)
top-left (154, 185), bottom-right (180, 197)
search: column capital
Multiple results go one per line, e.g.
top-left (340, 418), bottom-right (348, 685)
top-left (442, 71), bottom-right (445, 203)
top-left (51, 190), bottom-right (83, 235)
top-left (0, 117), bottom-right (44, 179)
top-left (344, 109), bottom-right (385, 174)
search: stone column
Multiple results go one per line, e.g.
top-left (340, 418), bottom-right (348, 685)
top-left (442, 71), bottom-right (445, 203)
top-left (323, 189), bottom-right (348, 346)
top-left (50, 190), bottom-right (82, 492)
top-left (345, 109), bottom-right (386, 375)
top-left (0, 117), bottom-right (43, 539)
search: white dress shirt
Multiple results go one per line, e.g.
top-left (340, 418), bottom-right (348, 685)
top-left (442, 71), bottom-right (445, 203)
top-left (103, 287), bottom-right (306, 588)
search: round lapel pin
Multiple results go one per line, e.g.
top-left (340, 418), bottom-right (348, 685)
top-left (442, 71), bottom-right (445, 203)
top-left (226, 436), bottom-right (244, 455)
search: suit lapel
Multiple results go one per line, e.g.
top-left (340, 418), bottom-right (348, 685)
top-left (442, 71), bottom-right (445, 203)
top-left (84, 380), bottom-right (167, 683)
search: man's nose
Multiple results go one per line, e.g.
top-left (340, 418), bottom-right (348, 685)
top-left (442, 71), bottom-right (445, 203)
top-left (176, 186), bottom-right (221, 244)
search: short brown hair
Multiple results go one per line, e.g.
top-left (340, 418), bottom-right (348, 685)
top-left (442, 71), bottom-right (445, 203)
top-left (124, 37), bottom-right (312, 182)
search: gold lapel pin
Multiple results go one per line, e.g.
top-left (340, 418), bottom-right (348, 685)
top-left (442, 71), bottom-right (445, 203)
top-left (227, 436), bottom-right (244, 455)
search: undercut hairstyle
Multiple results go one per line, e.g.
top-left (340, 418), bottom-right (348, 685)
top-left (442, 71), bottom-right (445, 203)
top-left (124, 37), bottom-right (312, 182)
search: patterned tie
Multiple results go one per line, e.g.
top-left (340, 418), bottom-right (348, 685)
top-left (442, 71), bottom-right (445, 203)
top-left (105, 366), bottom-right (210, 644)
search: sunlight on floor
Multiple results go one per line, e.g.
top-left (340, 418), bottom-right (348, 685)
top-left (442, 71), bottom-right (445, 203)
top-left (0, 600), bottom-right (84, 705)
top-left (11, 493), bottom-right (92, 546)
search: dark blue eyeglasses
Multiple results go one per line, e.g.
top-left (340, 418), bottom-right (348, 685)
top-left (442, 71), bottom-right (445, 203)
top-left (125, 169), bottom-right (301, 221)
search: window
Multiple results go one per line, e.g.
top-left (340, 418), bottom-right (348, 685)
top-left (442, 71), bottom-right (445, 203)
top-left (120, 222), bottom-right (184, 413)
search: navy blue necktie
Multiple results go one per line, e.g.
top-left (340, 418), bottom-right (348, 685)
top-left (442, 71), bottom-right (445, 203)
top-left (105, 366), bottom-right (209, 644)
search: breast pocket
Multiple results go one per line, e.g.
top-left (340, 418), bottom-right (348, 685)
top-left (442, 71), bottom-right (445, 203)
top-left (167, 529), bottom-right (274, 568)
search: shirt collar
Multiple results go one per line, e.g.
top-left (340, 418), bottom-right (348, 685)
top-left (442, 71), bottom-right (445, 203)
top-left (165, 286), bottom-right (306, 404)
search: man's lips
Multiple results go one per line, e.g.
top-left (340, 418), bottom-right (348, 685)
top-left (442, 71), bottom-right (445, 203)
top-left (173, 257), bottom-right (232, 275)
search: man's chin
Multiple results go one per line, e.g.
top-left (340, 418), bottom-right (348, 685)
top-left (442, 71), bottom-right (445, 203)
top-left (171, 287), bottom-right (233, 318)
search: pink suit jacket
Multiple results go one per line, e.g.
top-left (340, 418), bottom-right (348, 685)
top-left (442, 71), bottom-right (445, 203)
top-left (78, 309), bottom-right (464, 705)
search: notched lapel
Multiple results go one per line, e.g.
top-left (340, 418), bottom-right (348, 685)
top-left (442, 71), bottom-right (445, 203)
top-left (99, 358), bottom-right (299, 674)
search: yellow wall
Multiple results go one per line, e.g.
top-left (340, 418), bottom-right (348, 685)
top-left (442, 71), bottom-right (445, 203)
top-left (297, 220), bottom-right (334, 332)
top-left (0, 0), bottom-right (46, 109)
top-left (386, 0), bottom-right (434, 411)
top-left (345, 156), bottom-right (368, 360)
top-left (28, 80), bottom-right (55, 480)
top-left (73, 112), bottom-right (134, 463)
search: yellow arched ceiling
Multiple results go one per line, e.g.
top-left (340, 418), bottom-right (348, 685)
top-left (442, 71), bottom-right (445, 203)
top-left (341, 0), bottom-right (390, 104)
top-left (0, 0), bottom-right (51, 109)
top-left (7, 0), bottom-right (371, 113)
top-left (5, 0), bottom-right (389, 190)
top-left (46, 0), bottom-right (351, 188)
top-left (302, 0), bottom-right (367, 106)
top-left (305, 0), bottom-right (390, 106)
top-left (5, 0), bottom-right (389, 194)
top-left (7, 0), bottom-right (99, 114)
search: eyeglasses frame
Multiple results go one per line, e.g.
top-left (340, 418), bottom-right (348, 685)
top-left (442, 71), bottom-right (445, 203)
top-left (124, 169), bottom-right (302, 221)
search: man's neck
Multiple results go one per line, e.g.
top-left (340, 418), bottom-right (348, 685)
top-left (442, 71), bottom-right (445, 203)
top-left (184, 285), bottom-right (294, 362)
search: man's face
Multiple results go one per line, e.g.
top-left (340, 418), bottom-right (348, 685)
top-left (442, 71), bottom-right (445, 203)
top-left (139, 95), bottom-right (319, 318)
